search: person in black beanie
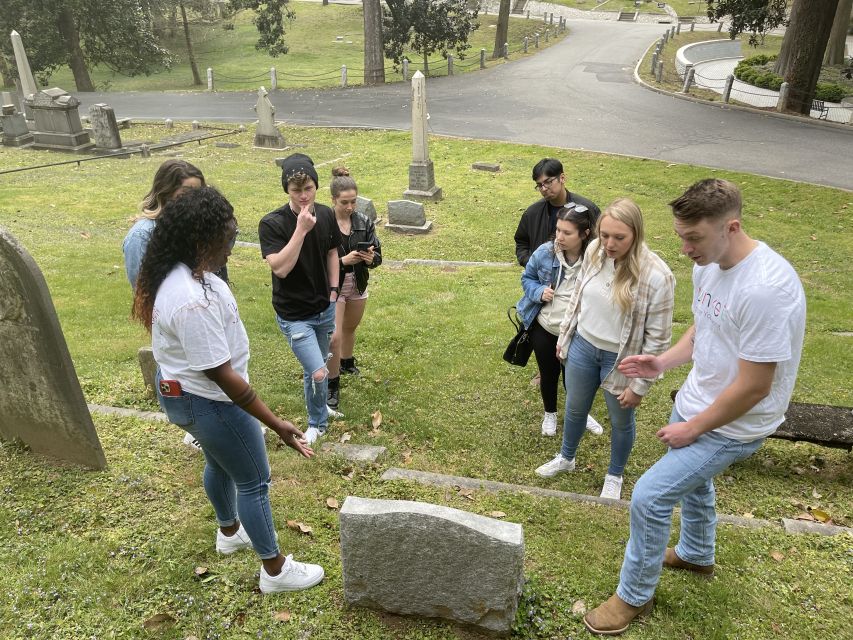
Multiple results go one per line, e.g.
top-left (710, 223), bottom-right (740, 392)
top-left (258, 153), bottom-right (342, 444)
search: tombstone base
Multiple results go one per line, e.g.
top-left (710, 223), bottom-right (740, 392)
top-left (253, 133), bottom-right (287, 149)
top-left (3, 132), bottom-right (34, 147)
top-left (384, 220), bottom-right (433, 235)
top-left (403, 186), bottom-right (443, 202)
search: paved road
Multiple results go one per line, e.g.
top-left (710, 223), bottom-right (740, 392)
top-left (75, 19), bottom-right (853, 190)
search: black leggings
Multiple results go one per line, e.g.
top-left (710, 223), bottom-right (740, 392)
top-left (529, 320), bottom-right (565, 413)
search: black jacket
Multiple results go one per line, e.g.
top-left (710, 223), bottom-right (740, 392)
top-left (337, 211), bottom-right (382, 294)
top-left (514, 190), bottom-right (600, 266)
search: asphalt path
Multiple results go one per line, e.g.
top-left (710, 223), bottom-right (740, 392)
top-left (75, 19), bottom-right (853, 190)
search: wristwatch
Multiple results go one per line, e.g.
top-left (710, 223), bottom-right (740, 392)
top-left (330, 286), bottom-right (340, 300)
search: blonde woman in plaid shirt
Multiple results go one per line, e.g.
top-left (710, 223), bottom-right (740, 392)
top-left (534, 198), bottom-right (675, 500)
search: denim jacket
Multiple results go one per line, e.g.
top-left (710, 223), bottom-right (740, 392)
top-left (517, 241), bottom-right (576, 328)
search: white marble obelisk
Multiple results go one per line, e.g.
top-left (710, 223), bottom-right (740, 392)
top-left (10, 30), bottom-right (38, 119)
top-left (404, 71), bottom-right (442, 201)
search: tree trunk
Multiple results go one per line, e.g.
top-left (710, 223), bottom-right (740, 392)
top-left (169, 6), bottom-right (178, 38)
top-left (774, 0), bottom-right (838, 114)
top-left (363, 0), bottom-right (386, 85)
top-left (180, 2), bottom-right (203, 86)
top-left (423, 50), bottom-right (429, 76)
top-left (824, 0), bottom-right (853, 65)
top-left (0, 54), bottom-right (14, 88)
top-left (492, 0), bottom-right (511, 59)
top-left (57, 7), bottom-right (95, 92)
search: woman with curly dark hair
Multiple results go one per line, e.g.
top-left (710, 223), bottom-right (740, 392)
top-left (132, 186), bottom-right (325, 594)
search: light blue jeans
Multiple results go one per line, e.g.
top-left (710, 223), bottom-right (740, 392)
top-left (155, 370), bottom-right (279, 559)
top-left (616, 407), bottom-right (765, 606)
top-left (276, 304), bottom-right (336, 430)
top-left (561, 333), bottom-right (636, 476)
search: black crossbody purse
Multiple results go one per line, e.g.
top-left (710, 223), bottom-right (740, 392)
top-left (502, 306), bottom-right (533, 366)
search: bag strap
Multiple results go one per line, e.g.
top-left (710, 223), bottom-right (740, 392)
top-left (507, 306), bottom-right (521, 332)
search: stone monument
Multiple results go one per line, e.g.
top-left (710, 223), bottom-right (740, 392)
top-left (385, 200), bottom-right (432, 234)
top-left (355, 196), bottom-right (378, 223)
top-left (89, 103), bottom-right (123, 150)
top-left (404, 71), bottom-right (442, 201)
top-left (253, 86), bottom-right (286, 149)
top-left (0, 228), bottom-right (107, 469)
top-left (31, 88), bottom-right (94, 153)
top-left (10, 30), bottom-right (38, 120)
top-left (340, 497), bottom-right (524, 635)
top-left (1, 102), bottom-right (33, 147)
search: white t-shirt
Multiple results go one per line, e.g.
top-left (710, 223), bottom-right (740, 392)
top-left (537, 252), bottom-right (581, 336)
top-left (577, 258), bottom-right (625, 353)
top-left (675, 242), bottom-right (805, 442)
top-left (152, 263), bottom-right (249, 402)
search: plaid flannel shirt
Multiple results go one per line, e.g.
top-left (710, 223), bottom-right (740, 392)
top-left (557, 243), bottom-right (676, 396)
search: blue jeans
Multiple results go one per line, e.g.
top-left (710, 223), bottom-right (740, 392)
top-left (276, 304), bottom-right (336, 430)
top-left (155, 371), bottom-right (279, 559)
top-left (616, 407), bottom-right (765, 606)
top-left (561, 334), bottom-right (636, 476)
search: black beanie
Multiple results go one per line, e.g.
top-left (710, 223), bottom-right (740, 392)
top-left (280, 153), bottom-right (319, 192)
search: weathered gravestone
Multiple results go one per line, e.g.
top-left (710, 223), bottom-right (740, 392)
top-left (339, 496), bottom-right (524, 635)
top-left (385, 200), bottom-right (432, 234)
top-left (0, 228), bottom-right (107, 469)
top-left (253, 86), bottom-right (286, 149)
top-left (89, 103), bottom-right (122, 150)
top-left (472, 161), bottom-right (501, 172)
top-left (355, 195), bottom-right (378, 222)
top-left (403, 71), bottom-right (442, 202)
top-left (1, 103), bottom-right (33, 147)
top-left (10, 30), bottom-right (37, 120)
top-left (30, 88), bottom-right (93, 153)
top-left (138, 346), bottom-right (157, 399)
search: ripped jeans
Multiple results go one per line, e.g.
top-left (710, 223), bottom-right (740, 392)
top-left (276, 304), bottom-right (336, 430)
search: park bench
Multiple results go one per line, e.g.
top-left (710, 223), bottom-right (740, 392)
top-left (812, 100), bottom-right (829, 120)
top-left (671, 392), bottom-right (853, 451)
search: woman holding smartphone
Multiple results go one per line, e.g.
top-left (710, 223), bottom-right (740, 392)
top-left (132, 186), bottom-right (324, 594)
top-left (325, 167), bottom-right (382, 412)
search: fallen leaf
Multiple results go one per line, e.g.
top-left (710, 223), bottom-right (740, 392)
top-left (142, 613), bottom-right (176, 630)
top-left (792, 466), bottom-right (806, 475)
top-left (371, 410), bottom-right (383, 428)
top-left (402, 450), bottom-right (413, 464)
top-left (809, 235), bottom-right (816, 241)
top-left (794, 511), bottom-right (816, 521)
top-left (325, 497), bottom-right (340, 510)
top-left (339, 432), bottom-right (352, 443)
top-left (286, 519), bottom-right (298, 529)
top-left (488, 511), bottom-right (507, 518)
top-left (80, 231), bottom-right (91, 239)
top-left (369, 426), bottom-right (381, 436)
top-left (742, 512), bottom-right (754, 519)
top-left (298, 523), bottom-right (313, 535)
top-left (274, 610), bottom-right (292, 622)
top-left (186, 636), bottom-right (200, 640)
top-left (770, 550), bottom-right (785, 562)
top-left (809, 508), bottom-right (831, 523)
top-left (571, 599), bottom-right (587, 615)
top-left (194, 566), bottom-right (208, 577)
top-left (811, 488), bottom-right (822, 499)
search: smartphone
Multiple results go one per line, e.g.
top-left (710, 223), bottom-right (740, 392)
top-left (159, 379), bottom-right (183, 397)
top-left (356, 241), bottom-right (372, 252)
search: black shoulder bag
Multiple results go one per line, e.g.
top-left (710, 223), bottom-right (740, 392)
top-left (503, 306), bottom-right (533, 366)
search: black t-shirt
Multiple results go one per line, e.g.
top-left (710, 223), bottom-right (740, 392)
top-left (258, 203), bottom-right (342, 321)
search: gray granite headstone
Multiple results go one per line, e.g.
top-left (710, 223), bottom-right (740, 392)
top-left (472, 161), bottom-right (501, 172)
top-left (1, 103), bottom-right (33, 147)
top-left (253, 86), bottom-right (286, 149)
top-left (385, 200), bottom-right (432, 234)
top-left (321, 442), bottom-right (386, 463)
top-left (89, 103), bottom-right (122, 149)
top-left (355, 196), bottom-right (378, 222)
top-left (138, 346), bottom-right (157, 399)
top-left (0, 227), bottom-right (106, 469)
top-left (339, 496), bottom-right (524, 635)
top-left (30, 87), bottom-right (93, 153)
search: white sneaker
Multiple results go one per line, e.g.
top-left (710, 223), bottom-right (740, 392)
top-left (535, 453), bottom-right (576, 478)
top-left (182, 432), bottom-right (202, 451)
top-left (600, 474), bottom-right (624, 500)
top-left (326, 405), bottom-right (344, 419)
top-left (585, 414), bottom-right (604, 436)
top-left (541, 412), bottom-right (558, 436)
top-left (303, 426), bottom-right (327, 445)
top-left (259, 555), bottom-right (325, 593)
top-left (215, 523), bottom-right (253, 554)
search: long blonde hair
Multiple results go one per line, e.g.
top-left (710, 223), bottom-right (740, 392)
top-left (587, 198), bottom-right (645, 314)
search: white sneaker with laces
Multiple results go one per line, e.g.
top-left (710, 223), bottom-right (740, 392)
top-left (259, 555), bottom-right (325, 593)
top-left (182, 432), bottom-right (202, 451)
top-left (585, 414), bottom-right (604, 436)
top-left (216, 523), bottom-right (253, 554)
top-left (326, 405), bottom-right (344, 419)
top-left (303, 426), bottom-right (327, 445)
top-left (541, 412), bottom-right (558, 436)
top-left (600, 474), bottom-right (624, 500)
top-left (535, 453), bottom-right (576, 478)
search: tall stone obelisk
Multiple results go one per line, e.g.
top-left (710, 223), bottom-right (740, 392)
top-left (10, 30), bottom-right (38, 120)
top-left (404, 71), bottom-right (442, 201)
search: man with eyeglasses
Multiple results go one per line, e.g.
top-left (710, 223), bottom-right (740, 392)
top-left (514, 158), bottom-right (601, 267)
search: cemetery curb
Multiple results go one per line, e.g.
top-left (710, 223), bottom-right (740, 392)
top-left (381, 467), bottom-right (853, 537)
top-left (632, 41), bottom-right (853, 134)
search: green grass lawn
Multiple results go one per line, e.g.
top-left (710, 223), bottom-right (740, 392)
top-left (40, 3), bottom-right (565, 92)
top-left (546, 0), bottom-right (705, 16)
top-left (0, 125), bottom-right (851, 639)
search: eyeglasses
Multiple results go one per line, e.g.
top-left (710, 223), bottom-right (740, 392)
top-left (534, 176), bottom-right (559, 191)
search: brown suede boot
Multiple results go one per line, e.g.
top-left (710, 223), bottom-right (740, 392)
top-left (583, 593), bottom-right (654, 636)
top-left (663, 547), bottom-right (715, 578)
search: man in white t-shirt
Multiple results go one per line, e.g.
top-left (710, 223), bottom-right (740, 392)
top-left (583, 179), bottom-right (806, 636)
